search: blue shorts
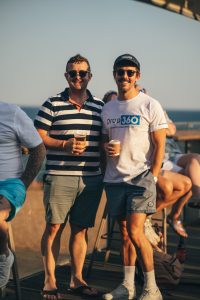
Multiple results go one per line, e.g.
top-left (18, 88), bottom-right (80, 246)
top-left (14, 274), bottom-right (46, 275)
top-left (0, 178), bottom-right (26, 221)
top-left (105, 170), bottom-right (157, 217)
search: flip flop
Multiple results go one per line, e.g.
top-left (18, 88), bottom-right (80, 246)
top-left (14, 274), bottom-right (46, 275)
top-left (41, 289), bottom-right (60, 299)
top-left (68, 285), bottom-right (99, 298)
top-left (167, 216), bottom-right (188, 238)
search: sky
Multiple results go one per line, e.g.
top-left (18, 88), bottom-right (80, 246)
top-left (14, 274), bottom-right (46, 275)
top-left (0, 0), bottom-right (200, 110)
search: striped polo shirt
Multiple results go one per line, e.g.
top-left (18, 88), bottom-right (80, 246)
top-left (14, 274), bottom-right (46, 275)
top-left (34, 88), bottom-right (104, 176)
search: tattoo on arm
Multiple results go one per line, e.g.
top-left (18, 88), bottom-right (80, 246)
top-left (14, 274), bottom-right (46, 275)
top-left (20, 143), bottom-right (46, 189)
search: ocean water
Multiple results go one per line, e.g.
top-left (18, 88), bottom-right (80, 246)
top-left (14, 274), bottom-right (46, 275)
top-left (22, 106), bottom-right (200, 127)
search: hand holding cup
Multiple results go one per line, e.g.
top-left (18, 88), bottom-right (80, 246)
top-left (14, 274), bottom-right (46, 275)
top-left (107, 140), bottom-right (121, 157)
top-left (72, 130), bottom-right (87, 155)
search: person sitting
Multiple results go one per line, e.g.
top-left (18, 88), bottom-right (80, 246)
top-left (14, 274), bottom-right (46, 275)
top-left (156, 170), bottom-right (192, 238)
top-left (163, 112), bottom-right (200, 208)
top-left (0, 101), bottom-right (46, 289)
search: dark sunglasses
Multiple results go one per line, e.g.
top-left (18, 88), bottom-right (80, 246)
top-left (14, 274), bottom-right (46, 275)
top-left (116, 69), bottom-right (137, 77)
top-left (67, 70), bottom-right (89, 78)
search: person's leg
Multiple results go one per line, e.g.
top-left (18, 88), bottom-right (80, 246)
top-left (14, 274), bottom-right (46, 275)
top-left (68, 175), bottom-right (103, 296)
top-left (157, 171), bottom-right (191, 213)
top-left (177, 154), bottom-right (200, 200)
top-left (0, 196), bottom-right (14, 289)
top-left (156, 172), bottom-right (181, 211)
top-left (103, 217), bottom-right (137, 300)
top-left (158, 171), bottom-right (192, 238)
top-left (127, 213), bottom-right (162, 300)
top-left (69, 224), bottom-right (88, 288)
top-left (41, 175), bottom-right (77, 299)
top-left (41, 223), bottom-right (65, 298)
top-left (126, 172), bottom-right (162, 300)
top-left (0, 196), bottom-right (11, 253)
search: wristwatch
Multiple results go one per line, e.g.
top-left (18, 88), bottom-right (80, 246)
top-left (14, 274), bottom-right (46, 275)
top-left (153, 176), bottom-right (158, 183)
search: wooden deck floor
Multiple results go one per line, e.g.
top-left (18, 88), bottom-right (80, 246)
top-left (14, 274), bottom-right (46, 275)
top-left (2, 225), bottom-right (200, 300)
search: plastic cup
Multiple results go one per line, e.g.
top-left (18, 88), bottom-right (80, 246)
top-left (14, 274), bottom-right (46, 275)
top-left (74, 131), bottom-right (86, 142)
top-left (109, 139), bottom-right (121, 156)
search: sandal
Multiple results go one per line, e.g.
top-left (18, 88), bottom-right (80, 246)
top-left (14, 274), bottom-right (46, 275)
top-left (167, 216), bottom-right (188, 238)
top-left (68, 285), bottom-right (99, 298)
top-left (41, 289), bottom-right (62, 299)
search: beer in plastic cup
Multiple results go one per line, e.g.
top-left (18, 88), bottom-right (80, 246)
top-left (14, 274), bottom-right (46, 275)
top-left (74, 130), bottom-right (86, 142)
top-left (109, 139), bottom-right (121, 156)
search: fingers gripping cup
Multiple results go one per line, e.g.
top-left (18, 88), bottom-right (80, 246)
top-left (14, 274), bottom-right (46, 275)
top-left (109, 140), bottom-right (121, 156)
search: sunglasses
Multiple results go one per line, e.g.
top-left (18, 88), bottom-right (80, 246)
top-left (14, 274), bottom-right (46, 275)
top-left (116, 69), bottom-right (137, 77)
top-left (67, 70), bottom-right (89, 78)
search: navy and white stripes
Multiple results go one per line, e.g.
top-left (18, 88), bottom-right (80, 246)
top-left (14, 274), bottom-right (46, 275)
top-left (34, 88), bottom-right (104, 176)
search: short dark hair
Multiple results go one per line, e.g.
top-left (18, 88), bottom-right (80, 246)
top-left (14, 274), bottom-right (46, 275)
top-left (66, 54), bottom-right (91, 72)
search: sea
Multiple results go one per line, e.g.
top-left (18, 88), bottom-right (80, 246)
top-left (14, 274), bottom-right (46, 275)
top-left (21, 106), bottom-right (200, 129)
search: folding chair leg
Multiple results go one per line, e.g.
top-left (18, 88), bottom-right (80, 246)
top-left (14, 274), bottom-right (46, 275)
top-left (162, 208), bottom-right (167, 253)
top-left (8, 223), bottom-right (22, 300)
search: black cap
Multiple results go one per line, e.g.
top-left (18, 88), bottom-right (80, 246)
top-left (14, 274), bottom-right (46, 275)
top-left (113, 54), bottom-right (140, 71)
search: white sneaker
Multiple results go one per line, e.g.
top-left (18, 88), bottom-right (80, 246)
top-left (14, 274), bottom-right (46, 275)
top-left (144, 219), bottom-right (160, 246)
top-left (138, 288), bottom-right (163, 300)
top-left (0, 249), bottom-right (14, 288)
top-left (102, 284), bottom-right (136, 299)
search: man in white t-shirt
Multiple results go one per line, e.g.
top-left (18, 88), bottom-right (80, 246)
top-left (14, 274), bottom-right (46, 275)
top-left (0, 101), bottom-right (46, 289)
top-left (101, 54), bottom-right (167, 300)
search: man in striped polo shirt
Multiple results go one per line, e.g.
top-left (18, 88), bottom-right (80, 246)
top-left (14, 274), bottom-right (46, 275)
top-left (35, 54), bottom-right (104, 299)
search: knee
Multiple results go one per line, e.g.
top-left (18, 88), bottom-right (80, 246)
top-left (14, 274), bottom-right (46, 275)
top-left (187, 155), bottom-right (199, 166)
top-left (121, 228), bottom-right (131, 246)
top-left (183, 177), bottom-right (192, 193)
top-left (158, 181), bottom-right (173, 201)
top-left (47, 223), bottom-right (62, 237)
top-left (127, 227), bottom-right (142, 246)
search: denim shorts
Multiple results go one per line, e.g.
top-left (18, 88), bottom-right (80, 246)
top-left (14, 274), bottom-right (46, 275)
top-left (0, 178), bottom-right (26, 221)
top-left (105, 170), bottom-right (156, 217)
top-left (43, 175), bottom-right (103, 227)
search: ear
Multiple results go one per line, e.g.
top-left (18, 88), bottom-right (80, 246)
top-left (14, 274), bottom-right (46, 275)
top-left (89, 72), bottom-right (93, 80)
top-left (136, 72), bottom-right (141, 81)
top-left (64, 72), bottom-right (68, 80)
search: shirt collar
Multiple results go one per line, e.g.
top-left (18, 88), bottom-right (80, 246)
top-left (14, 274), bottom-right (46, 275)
top-left (60, 88), bottom-right (94, 103)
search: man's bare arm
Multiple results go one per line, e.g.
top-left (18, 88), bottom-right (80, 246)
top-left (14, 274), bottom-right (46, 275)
top-left (37, 128), bottom-right (74, 151)
top-left (150, 128), bottom-right (166, 178)
top-left (20, 142), bottom-right (46, 188)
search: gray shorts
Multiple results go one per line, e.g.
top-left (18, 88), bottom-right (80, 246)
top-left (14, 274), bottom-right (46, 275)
top-left (105, 170), bottom-right (156, 217)
top-left (43, 175), bottom-right (103, 227)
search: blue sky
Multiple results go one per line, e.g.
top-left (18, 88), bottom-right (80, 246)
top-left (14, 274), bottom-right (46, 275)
top-left (0, 0), bottom-right (200, 110)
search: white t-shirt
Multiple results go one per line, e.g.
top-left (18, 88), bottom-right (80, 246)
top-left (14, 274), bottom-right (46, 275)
top-left (101, 92), bottom-right (168, 183)
top-left (0, 102), bottom-right (42, 180)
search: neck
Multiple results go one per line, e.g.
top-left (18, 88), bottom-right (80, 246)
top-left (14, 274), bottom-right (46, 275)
top-left (118, 88), bottom-right (139, 101)
top-left (68, 89), bottom-right (88, 105)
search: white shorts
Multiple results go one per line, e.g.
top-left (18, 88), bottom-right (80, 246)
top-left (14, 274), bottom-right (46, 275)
top-left (162, 159), bottom-right (183, 173)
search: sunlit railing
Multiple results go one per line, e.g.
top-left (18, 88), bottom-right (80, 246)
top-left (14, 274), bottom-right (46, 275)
top-left (175, 121), bottom-right (200, 130)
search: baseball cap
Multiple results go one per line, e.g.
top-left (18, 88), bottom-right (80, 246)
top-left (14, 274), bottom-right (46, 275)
top-left (113, 54), bottom-right (140, 71)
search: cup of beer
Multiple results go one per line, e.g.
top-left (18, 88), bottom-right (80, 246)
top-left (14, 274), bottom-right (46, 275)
top-left (109, 139), bottom-right (121, 156)
top-left (74, 130), bottom-right (87, 142)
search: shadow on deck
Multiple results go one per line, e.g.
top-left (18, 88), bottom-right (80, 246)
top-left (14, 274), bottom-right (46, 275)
top-left (3, 225), bottom-right (200, 300)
